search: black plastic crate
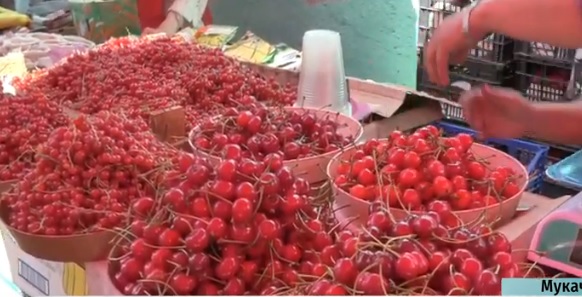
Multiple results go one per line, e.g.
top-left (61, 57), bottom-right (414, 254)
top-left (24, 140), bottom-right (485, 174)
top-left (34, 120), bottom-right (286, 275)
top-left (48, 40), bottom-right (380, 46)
top-left (418, 0), bottom-right (514, 63)
top-left (417, 48), bottom-right (516, 122)
top-left (516, 60), bottom-right (576, 102)
top-left (516, 41), bottom-right (576, 66)
top-left (418, 0), bottom-right (462, 47)
top-left (439, 103), bottom-right (465, 122)
top-left (452, 60), bottom-right (515, 83)
top-left (417, 47), bottom-right (515, 83)
top-left (417, 67), bottom-right (506, 121)
top-left (418, 67), bottom-right (504, 100)
top-left (417, 58), bottom-right (515, 121)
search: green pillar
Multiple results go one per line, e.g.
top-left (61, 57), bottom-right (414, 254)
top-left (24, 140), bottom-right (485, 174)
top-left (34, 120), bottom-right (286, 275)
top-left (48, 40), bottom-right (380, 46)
top-left (210, 0), bottom-right (419, 88)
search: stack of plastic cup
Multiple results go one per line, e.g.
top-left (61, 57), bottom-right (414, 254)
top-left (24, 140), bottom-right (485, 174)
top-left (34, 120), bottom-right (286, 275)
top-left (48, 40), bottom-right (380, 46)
top-left (295, 30), bottom-right (352, 116)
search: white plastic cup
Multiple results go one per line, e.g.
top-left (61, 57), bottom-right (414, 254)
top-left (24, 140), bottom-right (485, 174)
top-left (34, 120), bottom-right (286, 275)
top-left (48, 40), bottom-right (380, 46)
top-left (296, 30), bottom-right (351, 116)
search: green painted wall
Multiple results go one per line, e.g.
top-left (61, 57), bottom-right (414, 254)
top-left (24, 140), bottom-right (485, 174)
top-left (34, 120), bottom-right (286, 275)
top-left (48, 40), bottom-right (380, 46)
top-left (210, 0), bottom-right (419, 88)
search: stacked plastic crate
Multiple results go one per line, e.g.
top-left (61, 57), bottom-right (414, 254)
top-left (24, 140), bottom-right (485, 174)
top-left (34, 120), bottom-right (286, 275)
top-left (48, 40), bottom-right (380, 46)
top-left (416, 0), bottom-right (516, 123)
top-left (514, 41), bottom-right (582, 162)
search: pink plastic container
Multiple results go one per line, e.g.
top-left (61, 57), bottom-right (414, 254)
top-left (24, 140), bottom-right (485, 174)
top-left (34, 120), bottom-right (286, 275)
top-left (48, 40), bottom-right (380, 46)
top-left (188, 106), bottom-right (363, 184)
top-left (328, 142), bottom-right (529, 229)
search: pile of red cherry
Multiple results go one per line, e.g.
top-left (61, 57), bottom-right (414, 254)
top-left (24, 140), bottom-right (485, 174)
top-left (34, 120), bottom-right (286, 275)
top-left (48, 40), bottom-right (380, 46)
top-left (108, 153), bottom-right (335, 295)
top-left (0, 92), bottom-right (70, 181)
top-left (191, 104), bottom-right (354, 161)
top-left (13, 36), bottom-right (296, 130)
top-left (289, 199), bottom-right (545, 295)
top-left (107, 151), bottom-right (545, 296)
top-left (2, 112), bottom-right (184, 235)
top-left (333, 125), bottom-right (523, 211)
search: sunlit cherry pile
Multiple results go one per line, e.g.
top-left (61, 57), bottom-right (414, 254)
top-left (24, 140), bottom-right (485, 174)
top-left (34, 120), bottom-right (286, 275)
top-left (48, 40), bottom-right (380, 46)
top-left (287, 200), bottom-right (545, 296)
top-left (2, 112), bottom-right (184, 235)
top-left (191, 105), bottom-right (355, 161)
top-left (333, 125), bottom-right (523, 211)
top-left (0, 92), bottom-right (70, 181)
top-left (13, 36), bottom-right (297, 130)
top-left (108, 154), bottom-right (544, 296)
top-left (109, 153), bottom-right (339, 295)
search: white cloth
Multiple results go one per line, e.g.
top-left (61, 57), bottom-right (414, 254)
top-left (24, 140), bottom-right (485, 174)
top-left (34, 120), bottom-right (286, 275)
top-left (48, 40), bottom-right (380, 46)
top-left (168, 0), bottom-right (209, 28)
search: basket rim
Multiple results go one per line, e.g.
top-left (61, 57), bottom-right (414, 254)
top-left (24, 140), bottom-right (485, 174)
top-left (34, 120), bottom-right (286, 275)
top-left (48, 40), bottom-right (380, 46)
top-left (0, 200), bottom-right (115, 240)
top-left (187, 106), bottom-right (364, 164)
top-left (326, 140), bottom-right (529, 215)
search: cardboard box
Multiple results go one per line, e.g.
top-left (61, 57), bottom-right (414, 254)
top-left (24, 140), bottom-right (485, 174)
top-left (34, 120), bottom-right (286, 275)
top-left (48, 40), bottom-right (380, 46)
top-left (242, 63), bottom-right (452, 140)
top-left (85, 260), bottom-right (117, 295)
top-left (348, 77), bottom-right (452, 140)
top-left (1, 231), bottom-right (88, 296)
top-left (499, 193), bottom-right (571, 262)
top-left (149, 106), bottom-right (186, 143)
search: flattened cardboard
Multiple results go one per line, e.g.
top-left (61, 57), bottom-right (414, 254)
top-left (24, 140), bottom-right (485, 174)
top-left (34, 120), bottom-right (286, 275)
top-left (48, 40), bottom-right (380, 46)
top-left (242, 61), bottom-right (300, 86)
top-left (149, 106), bottom-right (186, 142)
top-left (241, 63), bottom-right (456, 140)
top-left (2, 231), bottom-right (89, 296)
top-left (349, 78), bottom-right (451, 140)
top-left (499, 194), bottom-right (571, 262)
top-left (0, 181), bottom-right (15, 194)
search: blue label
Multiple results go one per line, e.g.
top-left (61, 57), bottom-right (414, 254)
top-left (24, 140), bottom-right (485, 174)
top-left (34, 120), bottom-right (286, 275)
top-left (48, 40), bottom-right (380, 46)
top-left (502, 278), bottom-right (582, 296)
top-left (17, 259), bottom-right (49, 295)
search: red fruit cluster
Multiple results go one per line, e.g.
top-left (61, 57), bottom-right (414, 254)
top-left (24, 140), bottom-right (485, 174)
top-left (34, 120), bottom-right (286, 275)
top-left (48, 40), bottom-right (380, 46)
top-left (296, 201), bottom-right (538, 296)
top-left (191, 105), bottom-right (354, 161)
top-left (108, 151), bottom-right (544, 296)
top-left (3, 112), bottom-right (184, 235)
top-left (0, 93), bottom-right (70, 181)
top-left (13, 36), bottom-right (296, 130)
top-left (110, 153), bottom-right (339, 295)
top-left (334, 125), bottom-right (522, 211)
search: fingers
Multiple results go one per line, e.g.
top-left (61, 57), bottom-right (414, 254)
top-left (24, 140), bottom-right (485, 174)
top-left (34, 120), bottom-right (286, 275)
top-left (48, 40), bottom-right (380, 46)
top-left (142, 28), bottom-right (155, 35)
top-left (480, 84), bottom-right (526, 111)
top-left (435, 49), bottom-right (450, 86)
top-left (424, 44), bottom-right (438, 86)
top-left (424, 40), bottom-right (450, 86)
top-left (480, 84), bottom-right (504, 100)
top-left (459, 89), bottom-right (487, 136)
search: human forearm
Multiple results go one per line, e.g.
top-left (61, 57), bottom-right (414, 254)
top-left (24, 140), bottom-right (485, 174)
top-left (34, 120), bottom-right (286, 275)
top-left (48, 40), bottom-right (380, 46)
top-left (157, 11), bottom-right (184, 33)
top-left (526, 102), bottom-right (582, 145)
top-left (168, 0), bottom-right (208, 28)
top-left (472, 0), bottom-right (582, 48)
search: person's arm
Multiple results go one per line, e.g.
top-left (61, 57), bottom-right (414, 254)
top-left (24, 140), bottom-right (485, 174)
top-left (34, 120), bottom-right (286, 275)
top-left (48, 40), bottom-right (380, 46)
top-left (167, 0), bottom-right (208, 29)
top-left (155, 10), bottom-right (184, 34)
top-left (526, 102), bottom-right (582, 144)
top-left (471, 0), bottom-right (582, 49)
top-left (145, 0), bottom-right (208, 34)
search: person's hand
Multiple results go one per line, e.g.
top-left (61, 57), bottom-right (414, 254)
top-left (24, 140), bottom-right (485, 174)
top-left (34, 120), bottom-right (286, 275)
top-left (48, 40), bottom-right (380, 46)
top-left (142, 12), bottom-right (183, 36)
top-left (423, 11), bottom-right (478, 86)
top-left (460, 84), bottom-right (534, 139)
top-left (142, 27), bottom-right (168, 35)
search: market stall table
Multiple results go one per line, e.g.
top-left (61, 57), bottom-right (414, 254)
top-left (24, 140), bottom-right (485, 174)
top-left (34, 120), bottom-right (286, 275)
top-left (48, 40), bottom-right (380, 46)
top-left (81, 192), bottom-right (571, 295)
top-left (0, 35), bottom-right (573, 296)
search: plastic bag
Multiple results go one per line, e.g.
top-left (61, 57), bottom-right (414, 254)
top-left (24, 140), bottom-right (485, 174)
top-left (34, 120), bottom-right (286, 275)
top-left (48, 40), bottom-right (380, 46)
top-left (42, 45), bottom-right (89, 67)
top-left (69, 0), bottom-right (141, 43)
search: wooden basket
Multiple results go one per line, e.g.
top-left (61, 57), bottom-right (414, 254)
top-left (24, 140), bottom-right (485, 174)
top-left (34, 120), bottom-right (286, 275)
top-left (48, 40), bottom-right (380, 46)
top-left (329, 142), bottom-right (529, 229)
top-left (188, 106), bottom-right (363, 184)
top-left (0, 202), bottom-right (117, 262)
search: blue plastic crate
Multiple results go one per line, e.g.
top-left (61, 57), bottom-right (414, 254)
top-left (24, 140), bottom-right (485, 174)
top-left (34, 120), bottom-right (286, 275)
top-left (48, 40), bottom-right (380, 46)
top-left (545, 149), bottom-right (582, 191)
top-left (435, 121), bottom-right (549, 193)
